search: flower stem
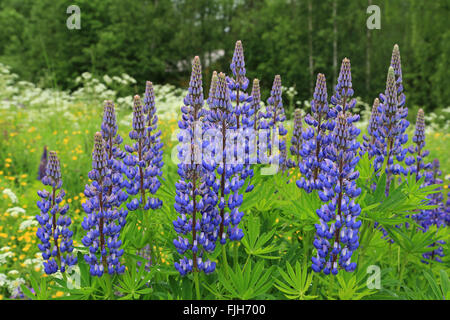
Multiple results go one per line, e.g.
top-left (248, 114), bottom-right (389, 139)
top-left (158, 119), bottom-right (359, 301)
top-left (193, 271), bottom-right (201, 300)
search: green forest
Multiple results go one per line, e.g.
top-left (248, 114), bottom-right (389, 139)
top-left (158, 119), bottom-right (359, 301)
top-left (0, 0), bottom-right (449, 112)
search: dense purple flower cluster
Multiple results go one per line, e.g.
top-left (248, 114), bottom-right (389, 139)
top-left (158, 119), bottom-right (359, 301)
top-left (311, 111), bottom-right (362, 275)
top-left (297, 73), bottom-right (334, 192)
top-left (173, 57), bottom-right (218, 275)
top-left (81, 132), bottom-right (128, 276)
top-left (416, 159), bottom-right (447, 263)
top-left (123, 95), bottom-right (163, 211)
top-left (36, 151), bottom-right (77, 274)
top-left (207, 72), bottom-right (246, 245)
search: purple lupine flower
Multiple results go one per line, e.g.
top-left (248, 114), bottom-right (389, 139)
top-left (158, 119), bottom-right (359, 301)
top-left (260, 75), bottom-right (287, 167)
top-left (330, 58), bottom-right (356, 114)
top-left (362, 98), bottom-right (383, 160)
top-left (416, 159), bottom-right (446, 263)
top-left (36, 151), bottom-right (77, 274)
top-left (297, 73), bottom-right (334, 192)
top-left (227, 41), bottom-right (254, 191)
top-left (311, 111), bottom-right (362, 275)
top-left (227, 40), bottom-right (250, 129)
top-left (405, 109), bottom-right (431, 181)
top-left (206, 71), bottom-right (218, 108)
top-left (206, 72), bottom-right (245, 245)
top-left (173, 57), bottom-right (218, 275)
top-left (288, 108), bottom-right (303, 168)
top-left (390, 44), bottom-right (407, 120)
top-left (143, 82), bottom-right (164, 203)
top-left (123, 95), bottom-right (163, 211)
top-left (81, 132), bottom-right (127, 276)
top-left (37, 145), bottom-right (48, 181)
top-left (243, 78), bottom-right (261, 132)
top-left (376, 67), bottom-right (409, 195)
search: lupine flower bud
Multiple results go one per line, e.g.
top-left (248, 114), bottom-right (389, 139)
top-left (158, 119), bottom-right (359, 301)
top-left (331, 58), bottom-right (356, 113)
top-left (206, 71), bottom-right (218, 107)
top-left (390, 44), bottom-right (407, 119)
top-left (38, 145), bottom-right (48, 181)
top-left (36, 151), bottom-right (77, 274)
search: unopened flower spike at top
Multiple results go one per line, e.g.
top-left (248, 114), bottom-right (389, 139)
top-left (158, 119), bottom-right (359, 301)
top-left (36, 151), bottom-right (77, 274)
top-left (228, 40), bottom-right (250, 129)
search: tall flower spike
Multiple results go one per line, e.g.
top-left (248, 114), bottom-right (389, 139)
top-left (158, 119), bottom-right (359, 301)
top-left (376, 67), bottom-right (409, 195)
top-left (362, 98), bottom-right (383, 160)
top-left (288, 108), bottom-right (303, 168)
top-left (81, 132), bottom-right (127, 276)
top-left (241, 78), bottom-right (260, 191)
top-left (260, 75), bottom-right (287, 163)
top-left (173, 56), bottom-right (218, 276)
top-left (311, 111), bottom-right (362, 275)
top-left (124, 95), bottom-right (163, 211)
top-left (207, 72), bottom-right (245, 245)
top-left (36, 151), bottom-right (77, 274)
top-left (143, 82), bottom-right (164, 206)
top-left (228, 40), bottom-right (250, 129)
top-left (331, 58), bottom-right (356, 114)
top-left (405, 109), bottom-right (431, 181)
top-left (38, 145), bottom-right (48, 181)
top-left (390, 44), bottom-right (407, 119)
top-left (206, 71), bottom-right (218, 108)
top-left (297, 73), bottom-right (334, 193)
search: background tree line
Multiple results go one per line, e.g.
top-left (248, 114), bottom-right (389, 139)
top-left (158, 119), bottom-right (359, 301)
top-left (0, 0), bottom-right (448, 113)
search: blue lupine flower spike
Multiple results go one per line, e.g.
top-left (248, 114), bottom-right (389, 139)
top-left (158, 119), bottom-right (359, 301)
top-left (288, 108), bottom-right (303, 168)
top-left (173, 56), bottom-right (218, 275)
top-left (36, 151), bottom-right (77, 274)
top-left (81, 132), bottom-right (127, 276)
top-left (297, 73), bottom-right (334, 193)
top-left (228, 40), bottom-right (249, 129)
top-left (311, 111), bottom-right (362, 275)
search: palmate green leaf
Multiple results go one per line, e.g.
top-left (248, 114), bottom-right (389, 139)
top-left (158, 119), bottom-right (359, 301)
top-left (384, 224), bottom-right (445, 256)
top-left (216, 260), bottom-right (274, 300)
top-left (274, 261), bottom-right (316, 300)
top-left (241, 216), bottom-right (279, 259)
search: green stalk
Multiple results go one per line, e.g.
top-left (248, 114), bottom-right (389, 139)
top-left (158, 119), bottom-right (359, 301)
top-left (222, 245), bottom-right (229, 276)
top-left (193, 271), bottom-right (201, 300)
